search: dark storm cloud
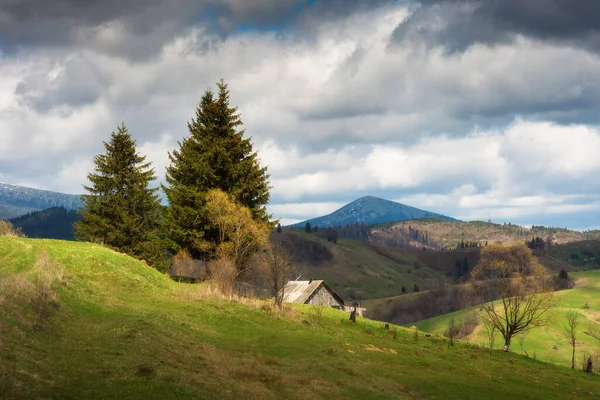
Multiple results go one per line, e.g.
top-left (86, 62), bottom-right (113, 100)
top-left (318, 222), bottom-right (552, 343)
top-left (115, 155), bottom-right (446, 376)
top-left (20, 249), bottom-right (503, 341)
top-left (0, 0), bottom-right (311, 60)
top-left (392, 0), bottom-right (600, 53)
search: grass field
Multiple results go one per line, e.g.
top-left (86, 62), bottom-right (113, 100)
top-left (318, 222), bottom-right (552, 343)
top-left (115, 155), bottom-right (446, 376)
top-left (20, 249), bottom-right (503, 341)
top-left (412, 271), bottom-right (600, 369)
top-left (1, 236), bottom-right (600, 399)
top-left (284, 230), bottom-right (449, 300)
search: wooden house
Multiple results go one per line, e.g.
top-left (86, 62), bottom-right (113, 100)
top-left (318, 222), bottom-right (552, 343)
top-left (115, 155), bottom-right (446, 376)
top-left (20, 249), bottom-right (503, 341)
top-left (282, 280), bottom-right (345, 309)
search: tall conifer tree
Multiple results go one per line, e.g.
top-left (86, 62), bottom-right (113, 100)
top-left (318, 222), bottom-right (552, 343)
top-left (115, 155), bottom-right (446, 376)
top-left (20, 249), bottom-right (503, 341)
top-left (163, 80), bottom-right (271, 258)
top-left (75, 123), bottom-right (163, 267)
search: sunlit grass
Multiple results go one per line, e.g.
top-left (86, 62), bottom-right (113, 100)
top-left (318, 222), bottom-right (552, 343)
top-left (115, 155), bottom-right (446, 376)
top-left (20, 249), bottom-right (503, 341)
top-left (1, 236), bottom-right (599, 399)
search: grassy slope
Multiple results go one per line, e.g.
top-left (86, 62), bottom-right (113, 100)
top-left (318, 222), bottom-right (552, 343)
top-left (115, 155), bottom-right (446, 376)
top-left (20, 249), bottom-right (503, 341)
top-left (1, 237), bottom-right (599, 399)
top-left (287, 230), bottom-right (586, 305)
top-left (287, 231), bottom-right (447, 300)
top-left (413, 271), bottom-right (600, 369)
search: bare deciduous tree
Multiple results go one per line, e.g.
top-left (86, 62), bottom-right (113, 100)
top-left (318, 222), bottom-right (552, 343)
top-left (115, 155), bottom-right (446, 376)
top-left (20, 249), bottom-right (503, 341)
top-left (482, 317), bottom-right (497, 350)
top-left (445, 316), bottom-right (458, 347)
top-left (472, 243), bottom-right (555, 352)
top-left (563, 311), bottom-right (580, 369)
top-left (587, 321), bottom-right (600, 341)
top-left (518, 331), bottom-right (529, 354)
top-left (257, 243), bottom-right (294, 310)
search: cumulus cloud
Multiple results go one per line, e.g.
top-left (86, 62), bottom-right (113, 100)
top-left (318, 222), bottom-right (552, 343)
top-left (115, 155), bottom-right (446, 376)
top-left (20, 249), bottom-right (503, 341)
top-left (264, 120), bottom-right (600, 228)
top-left (0, 1), bottom-right (599, 229)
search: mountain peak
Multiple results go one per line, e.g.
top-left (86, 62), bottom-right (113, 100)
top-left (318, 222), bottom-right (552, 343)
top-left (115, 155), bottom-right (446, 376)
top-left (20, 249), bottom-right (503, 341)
top-left (293, 196), bottom-right (457, 228)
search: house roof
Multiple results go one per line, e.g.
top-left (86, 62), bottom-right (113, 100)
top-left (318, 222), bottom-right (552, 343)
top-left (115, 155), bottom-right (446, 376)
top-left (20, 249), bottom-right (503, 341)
top-left (282, 280), bottom-right (345, 305)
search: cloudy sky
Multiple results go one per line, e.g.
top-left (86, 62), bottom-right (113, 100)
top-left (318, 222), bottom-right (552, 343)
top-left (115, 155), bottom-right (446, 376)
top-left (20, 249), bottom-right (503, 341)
top-left (0, 0), bottom-right (599, 229)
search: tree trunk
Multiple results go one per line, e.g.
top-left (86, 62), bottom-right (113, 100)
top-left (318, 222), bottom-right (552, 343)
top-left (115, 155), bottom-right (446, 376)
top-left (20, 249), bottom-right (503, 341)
top-left (502, 337), bottom-right (511, 352)
top-left (572, 344), bottom-right (575, 369)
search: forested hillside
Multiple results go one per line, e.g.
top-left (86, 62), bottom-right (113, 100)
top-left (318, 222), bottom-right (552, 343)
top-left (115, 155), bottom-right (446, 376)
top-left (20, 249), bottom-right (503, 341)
top-left (0, 183), bottom-right (81, 219)
top-left (9, 207), bottom-right (81, 240)
top-left (371, 220), bottom-right (600, 250)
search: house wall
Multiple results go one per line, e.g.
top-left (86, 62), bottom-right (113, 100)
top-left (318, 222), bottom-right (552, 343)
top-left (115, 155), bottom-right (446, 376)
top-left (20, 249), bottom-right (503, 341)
top-left (306, 285), bottom-right (343, 308)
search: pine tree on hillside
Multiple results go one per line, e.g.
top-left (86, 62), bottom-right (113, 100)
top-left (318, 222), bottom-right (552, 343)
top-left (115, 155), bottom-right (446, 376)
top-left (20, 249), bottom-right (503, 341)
top-left (162, 80), bottom-right (271, 258)
top-left (305, 222), bottom-right (312, 233)
top-left (74, 123), bottom-right (164, 268)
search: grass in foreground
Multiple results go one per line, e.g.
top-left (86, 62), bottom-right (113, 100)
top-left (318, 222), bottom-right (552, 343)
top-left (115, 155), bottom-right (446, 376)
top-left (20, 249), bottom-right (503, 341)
top-left (0, 237), bottom-right (599, 399)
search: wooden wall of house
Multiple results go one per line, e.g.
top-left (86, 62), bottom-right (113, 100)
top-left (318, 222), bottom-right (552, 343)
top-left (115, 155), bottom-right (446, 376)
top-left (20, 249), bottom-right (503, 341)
top-left (307, 285), bottom-right (343, 308)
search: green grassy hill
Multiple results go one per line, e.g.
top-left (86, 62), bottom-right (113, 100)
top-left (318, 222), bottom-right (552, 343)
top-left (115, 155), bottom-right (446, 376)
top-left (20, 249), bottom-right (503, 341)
top-left (1, 236), bottom-right (599, 399)
top-left (276, 230), bottom-right (477, 300)
top-left (412, 271), bottom-right (600, 369)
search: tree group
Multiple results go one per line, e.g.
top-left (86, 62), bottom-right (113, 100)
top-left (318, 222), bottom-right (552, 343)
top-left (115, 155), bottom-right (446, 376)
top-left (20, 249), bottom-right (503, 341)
top-left (76, 81), bottom-right (283, 301)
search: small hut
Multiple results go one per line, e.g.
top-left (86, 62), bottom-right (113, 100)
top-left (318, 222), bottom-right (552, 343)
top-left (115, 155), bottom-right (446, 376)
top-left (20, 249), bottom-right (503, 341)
top-left (282, 280), bottom-right (345, 309)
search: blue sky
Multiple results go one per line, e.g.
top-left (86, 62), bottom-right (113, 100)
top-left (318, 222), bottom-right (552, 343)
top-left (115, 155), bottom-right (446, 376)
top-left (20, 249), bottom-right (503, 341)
top-left (0, 0), bottom-right (599, 230)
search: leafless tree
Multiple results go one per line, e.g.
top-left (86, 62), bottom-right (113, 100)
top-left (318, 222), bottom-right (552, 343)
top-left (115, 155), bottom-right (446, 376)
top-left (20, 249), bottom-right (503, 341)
top-left (482, 317), bottom-right (497, 350)
top-left (587, 321), bottom-right (600, 341)
top-left (472, 243), bottom-right (555, 352)
top-left (518, 331), bottom-right (529, 354)
top-left (258, 243), bottom-right (294, 310)
top-left (563, 311), bottom-right (580, 369)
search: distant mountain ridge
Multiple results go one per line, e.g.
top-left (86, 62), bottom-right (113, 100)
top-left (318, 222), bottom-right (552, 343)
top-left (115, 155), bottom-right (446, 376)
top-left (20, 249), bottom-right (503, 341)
top-left (292, 196), bottom-right (457, 228)
top-left (0, 183), bottom-right (82, 220)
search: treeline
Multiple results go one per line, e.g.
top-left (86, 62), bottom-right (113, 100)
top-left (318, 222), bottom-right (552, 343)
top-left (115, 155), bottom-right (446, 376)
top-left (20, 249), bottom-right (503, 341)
top-left (9, 207), bottom-right (80, 240)
top-left (445, 240), bottom-right (484, 250)
top-left (370, 226), bottom-right (440, 250)
top-left (300, 222), bottom-right (371, 243)
top-left (526, 236), bottom-right (548, 255)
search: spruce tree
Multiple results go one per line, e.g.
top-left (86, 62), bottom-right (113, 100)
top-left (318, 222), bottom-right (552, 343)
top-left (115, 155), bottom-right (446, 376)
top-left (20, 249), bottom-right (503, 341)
top-left (305, 222), bottom-right (312, 233)
top-left (163, 80), bottom-right (271, 258)
top-left (75, 123), bottom-right (164, 268)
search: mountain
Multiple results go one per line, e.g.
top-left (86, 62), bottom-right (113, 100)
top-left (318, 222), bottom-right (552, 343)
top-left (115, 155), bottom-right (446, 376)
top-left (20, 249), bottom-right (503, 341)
top-left (10, 207), bottom-right (81, 240)
top-left (0, 183), bottom-right (82, 219)
top-left (292, 196), bottom-right (457, 228)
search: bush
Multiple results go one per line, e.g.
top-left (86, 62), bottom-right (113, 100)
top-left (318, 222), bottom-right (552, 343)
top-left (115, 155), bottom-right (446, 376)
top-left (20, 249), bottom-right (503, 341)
top-left (0, 221), bottom-right (24, 237)
top-left (209, 256), bottom-right (237, 297)
top-left (308, 305), bottom-right (324, 325)
top-left (172, 249), bottom-right (196, 282)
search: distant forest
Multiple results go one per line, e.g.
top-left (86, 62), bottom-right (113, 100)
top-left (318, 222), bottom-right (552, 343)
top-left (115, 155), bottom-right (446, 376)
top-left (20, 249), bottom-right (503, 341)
top-left (10, 207), bottom-right (80, 240)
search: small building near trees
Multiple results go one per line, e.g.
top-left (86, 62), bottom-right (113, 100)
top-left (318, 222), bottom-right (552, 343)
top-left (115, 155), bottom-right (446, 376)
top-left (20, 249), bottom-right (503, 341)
top-left (282, 280), bottom-right (366, 316)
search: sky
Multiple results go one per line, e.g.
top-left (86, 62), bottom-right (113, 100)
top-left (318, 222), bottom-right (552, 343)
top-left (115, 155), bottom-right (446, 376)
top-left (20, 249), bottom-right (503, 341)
top-left (0, 0), bottom-right (599, 230)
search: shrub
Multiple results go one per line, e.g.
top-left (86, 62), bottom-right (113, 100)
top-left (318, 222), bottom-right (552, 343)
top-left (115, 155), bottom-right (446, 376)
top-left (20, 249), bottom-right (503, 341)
top-left (172, 249), bottom-right (196, 282)
top-left (308, 305), bottom-right (324, 325)
top-left (0, 221), bottom-right (23, 237)
top-left (209, 256), bottom-right (237, 297)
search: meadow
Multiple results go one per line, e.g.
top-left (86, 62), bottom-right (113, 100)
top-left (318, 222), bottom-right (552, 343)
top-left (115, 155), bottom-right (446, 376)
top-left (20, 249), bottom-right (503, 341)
top-left (1, 236), bottom-right (599, 399)
top-left (413, 270), bottom-right (600, 369)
